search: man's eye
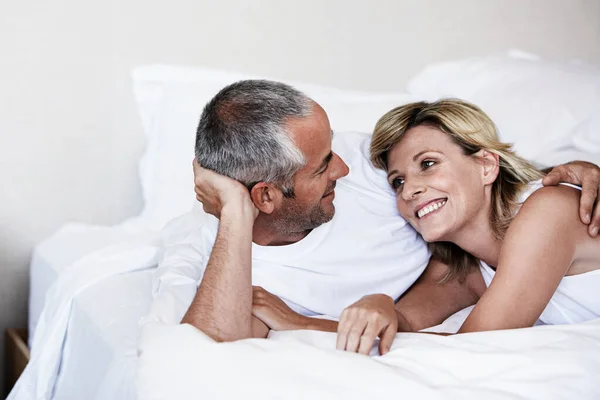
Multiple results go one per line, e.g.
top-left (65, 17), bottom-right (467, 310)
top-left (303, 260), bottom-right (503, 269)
top-left (422, 160), bottom-right (435, 169)
top-left (391, 177), bottom-right (404, 190)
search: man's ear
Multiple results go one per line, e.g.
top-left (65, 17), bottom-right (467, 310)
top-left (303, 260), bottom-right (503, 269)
top-left (477, 149), bottom-right (500, 185)
top-left (249, 182), bottom-right (280, 214)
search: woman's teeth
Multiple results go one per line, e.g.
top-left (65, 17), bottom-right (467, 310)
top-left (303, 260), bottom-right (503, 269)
top-left (417, 200), bottom-right (446, 219)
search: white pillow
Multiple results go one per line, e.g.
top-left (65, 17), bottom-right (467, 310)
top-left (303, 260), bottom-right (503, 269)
top-left (571, 113), bottom-right (600, 155)
top-left (406, 50), bottom-right (600, 161)
top-left (131, 65), bottom-right (412, 230)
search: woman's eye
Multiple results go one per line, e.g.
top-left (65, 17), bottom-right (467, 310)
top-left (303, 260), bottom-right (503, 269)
top-left (422, 160), bottom-right (435, 169)
top-left (391, 177), bottom-right (404, 190)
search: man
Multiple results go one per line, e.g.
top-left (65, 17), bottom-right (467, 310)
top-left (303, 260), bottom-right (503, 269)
top-left (160, 79), bottom-right (600, 349)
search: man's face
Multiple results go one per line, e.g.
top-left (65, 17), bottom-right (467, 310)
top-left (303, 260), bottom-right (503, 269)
top-left (271, 102), bottom-right (349, 233)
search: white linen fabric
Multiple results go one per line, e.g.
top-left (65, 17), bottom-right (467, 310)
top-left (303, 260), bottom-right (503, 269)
top-left (27, 222), bottom-right (155, 400)
top-left (406, 50), bottom-right (600, 161)
top-left (479, 181), bottom-right (600, 325)
top-left (28, 222), bottom-right (149, 347)
top-left (138, 318), bottom-right (600, 400)
top-left (9, 231), bottom-right (161, 400)
top-left (132, 65), bottom-right (414, 231)
top-left (51, 269), bottom-right (153, 400)
top-left (153, 132), bottom-right (430, 319)
top-left (571, 112), bottom-right (600, 155)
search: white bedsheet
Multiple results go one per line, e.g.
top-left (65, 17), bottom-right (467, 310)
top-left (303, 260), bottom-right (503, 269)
top-left (28, 222), bottom-right (148, 347)
top-left (9, 228), bottom-right (160, 400)
top-left (52, 269), bottom-right (153, 400)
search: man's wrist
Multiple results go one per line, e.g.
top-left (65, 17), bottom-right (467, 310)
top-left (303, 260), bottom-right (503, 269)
top-left (221, 198), bottom-right (256, 222)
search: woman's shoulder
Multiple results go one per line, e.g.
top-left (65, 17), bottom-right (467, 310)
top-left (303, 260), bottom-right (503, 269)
top-left (515, 184), bottom-right (583, 231)
top-left (522, 184), bottom-right (581, 209)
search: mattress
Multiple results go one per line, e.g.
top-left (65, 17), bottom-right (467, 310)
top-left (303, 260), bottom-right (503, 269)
top-left (28, 222), bottom-right (154, 400)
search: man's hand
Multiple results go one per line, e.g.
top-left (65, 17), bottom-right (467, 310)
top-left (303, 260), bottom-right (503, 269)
top-left (252, 286), bottom-right (305, 331)
top-left (193, 159), bottom-right (258, 219)
top-left (336, 294), bottom-right (397, 356)
top-left (542, 161), bottom-right (600, 237)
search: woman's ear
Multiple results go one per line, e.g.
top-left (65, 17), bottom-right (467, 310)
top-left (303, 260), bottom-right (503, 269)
top-left (478, 149), bottom-right (500, 185)
top-left (250, 182), bottom-right (279, 214)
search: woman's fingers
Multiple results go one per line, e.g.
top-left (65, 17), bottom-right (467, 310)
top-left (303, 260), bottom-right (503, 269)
top-left (338, 317), bottom-right (389, 355)
top-left (378, 324), bottom-right (396, 355)
top-left (345, 327), bottom-right (365, 353)
top-left (337, 310), bottom-right (366, 352)
top-left (358, 325), bottom-right (380, 355)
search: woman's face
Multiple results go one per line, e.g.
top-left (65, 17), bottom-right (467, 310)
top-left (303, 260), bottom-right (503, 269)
top-left (386, 125), bottom-right (489, 242)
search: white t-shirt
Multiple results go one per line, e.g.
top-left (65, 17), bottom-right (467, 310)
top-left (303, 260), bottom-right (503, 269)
top-left (152, 132), bottom-right (430, 320)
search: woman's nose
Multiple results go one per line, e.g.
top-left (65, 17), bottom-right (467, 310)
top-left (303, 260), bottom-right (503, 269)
top-left (402, 179), bottom-right (426, 201)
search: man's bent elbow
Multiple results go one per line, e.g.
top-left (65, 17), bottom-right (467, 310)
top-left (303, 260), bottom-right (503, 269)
top-left (181, 316), bottom-right (254, 342)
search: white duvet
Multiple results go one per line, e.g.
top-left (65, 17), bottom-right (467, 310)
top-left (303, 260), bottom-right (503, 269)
top-left (10, 225), bottom-right (600, 400)
top-left (138, 318), bottom-right (600, 400)
top-left (8, 231), bottom-right (161, 400)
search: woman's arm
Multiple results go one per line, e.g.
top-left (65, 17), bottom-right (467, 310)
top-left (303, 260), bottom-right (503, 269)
top-left (323, 258), bottom-right (485, 355)
top-left (458, 185), bottom-right (588, 333)
top-left (393, 258), bottom-right (485, 331)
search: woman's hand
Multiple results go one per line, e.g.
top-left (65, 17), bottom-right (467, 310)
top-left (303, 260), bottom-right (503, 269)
top-left (252, 286), bottom-right (305, 331)
top-left (543, 161), bottom-right (600, 236)
top-left (193, 158), bottom-right (258, 219)
top-left (336, 294), bottom-right (398, 356)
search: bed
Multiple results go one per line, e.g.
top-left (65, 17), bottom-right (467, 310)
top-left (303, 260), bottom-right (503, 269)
top-left (13, 50), bottom-right (600, 400)
top-left (27, 222), bottom-right (154, 399)
top-left (18, 65), bottom-right (416, 400)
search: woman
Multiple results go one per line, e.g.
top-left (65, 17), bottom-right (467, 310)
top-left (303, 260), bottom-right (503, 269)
top-left (336, 99), bottom-right (600, 350)
top-left (252, 99), bottom-right (600, 354)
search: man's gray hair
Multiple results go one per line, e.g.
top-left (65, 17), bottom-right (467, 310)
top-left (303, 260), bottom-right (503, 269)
top-left (195, 80), bottom-right (312, 197)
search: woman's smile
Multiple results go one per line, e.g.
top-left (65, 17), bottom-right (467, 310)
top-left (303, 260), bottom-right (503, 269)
top-left (415, 198), bottom-right (448, 219)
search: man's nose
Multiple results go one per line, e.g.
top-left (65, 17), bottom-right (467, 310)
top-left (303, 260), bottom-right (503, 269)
top-left (329, 152), bottom-right (350, 180)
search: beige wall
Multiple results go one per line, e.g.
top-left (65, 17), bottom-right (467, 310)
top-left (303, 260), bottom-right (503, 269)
top-left (1, 0), bottom-right (599, 389)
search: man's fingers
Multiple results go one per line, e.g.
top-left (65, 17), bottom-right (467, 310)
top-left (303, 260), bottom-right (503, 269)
top-left (378, 324), bottom-right (397, 355)
top-left (589, 201), bottom-right (600, 237)
top-left (542, 170), bottom-right (561, 186)
top-left (580, 172), bottom-right (599, 222)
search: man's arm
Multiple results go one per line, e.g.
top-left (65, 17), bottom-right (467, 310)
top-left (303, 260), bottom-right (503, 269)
top-left (181, 201), bottom-right (255, 341)
top-left (542, 161), bottom-right (600, 236)
top-left (181, 162), bottom-right (266, 341)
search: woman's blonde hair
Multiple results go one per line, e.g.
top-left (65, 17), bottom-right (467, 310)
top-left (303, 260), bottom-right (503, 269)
top-left (370, 99), bottom-right (543, 282)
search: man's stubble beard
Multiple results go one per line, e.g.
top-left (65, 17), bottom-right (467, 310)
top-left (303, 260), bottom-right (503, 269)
top-left (270, 198), bottom-right (335, 236)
